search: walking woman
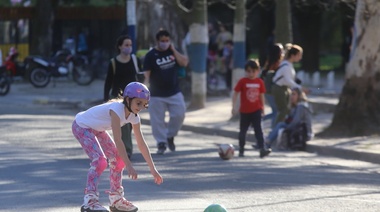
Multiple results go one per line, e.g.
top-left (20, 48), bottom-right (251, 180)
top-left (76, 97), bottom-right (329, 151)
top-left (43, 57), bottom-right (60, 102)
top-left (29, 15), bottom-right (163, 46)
top-left (271, 44), bottom-right (303, 125)
top-left (261, 43), bottom-right (284, 128)
top-left (104, 35), bottom-right (141, 159)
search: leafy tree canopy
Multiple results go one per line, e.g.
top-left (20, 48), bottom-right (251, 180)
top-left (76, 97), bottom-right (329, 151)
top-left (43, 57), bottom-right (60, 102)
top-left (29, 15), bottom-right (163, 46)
top-left (0, 0), bottom-right (125, 7)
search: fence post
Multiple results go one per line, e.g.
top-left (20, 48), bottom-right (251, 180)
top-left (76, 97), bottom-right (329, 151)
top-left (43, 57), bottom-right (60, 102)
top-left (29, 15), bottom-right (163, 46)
top-left (312, 71), bottom-right (320, 87)
top-left (0, 48), bottom-right (2, 66)
top-left (327, 70), bottom-right (335, 89)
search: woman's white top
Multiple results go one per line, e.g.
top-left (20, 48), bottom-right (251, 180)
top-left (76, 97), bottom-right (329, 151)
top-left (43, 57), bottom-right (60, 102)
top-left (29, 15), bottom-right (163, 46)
top-left (75, 101), bottom-right (140, 131)
top-left (273, 60), bottom-right (301, 89)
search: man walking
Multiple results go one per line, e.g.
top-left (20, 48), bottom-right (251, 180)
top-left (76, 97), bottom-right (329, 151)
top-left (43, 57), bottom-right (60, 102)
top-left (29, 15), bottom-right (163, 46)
top-left (143, 29), bottom-right (189, 155)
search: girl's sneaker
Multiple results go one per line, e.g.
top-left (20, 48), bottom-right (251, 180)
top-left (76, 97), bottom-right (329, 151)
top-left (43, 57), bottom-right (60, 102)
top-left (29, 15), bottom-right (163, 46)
top-left (81, 192), bottom-right (109, 212)
top-left (108, 188), bottom-right (138, 212)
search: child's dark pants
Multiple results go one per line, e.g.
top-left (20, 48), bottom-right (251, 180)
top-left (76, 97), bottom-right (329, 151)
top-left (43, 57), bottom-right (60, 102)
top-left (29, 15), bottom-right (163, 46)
top-left (239, 110), bottom-right (264, 152)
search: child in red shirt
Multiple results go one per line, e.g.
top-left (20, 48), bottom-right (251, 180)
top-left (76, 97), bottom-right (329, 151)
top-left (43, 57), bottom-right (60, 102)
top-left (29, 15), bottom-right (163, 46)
top-left (232, 59), bottom-right (271, 158)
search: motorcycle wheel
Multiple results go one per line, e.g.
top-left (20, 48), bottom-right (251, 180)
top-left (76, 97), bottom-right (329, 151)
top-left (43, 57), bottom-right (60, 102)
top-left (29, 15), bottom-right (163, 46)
top-left (30, 67), bottom-right (50, 88)
top-left (0, 76), bottom-right (10, 96)
top-left (73, 64), bottom-right (93, 86)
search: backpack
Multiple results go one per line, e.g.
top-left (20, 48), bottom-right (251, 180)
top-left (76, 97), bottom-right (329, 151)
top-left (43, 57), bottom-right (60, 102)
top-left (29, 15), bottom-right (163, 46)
top-left (262, 63), bottom-right (287, 94)
top-left (110, 54), bottom-right (144, 82)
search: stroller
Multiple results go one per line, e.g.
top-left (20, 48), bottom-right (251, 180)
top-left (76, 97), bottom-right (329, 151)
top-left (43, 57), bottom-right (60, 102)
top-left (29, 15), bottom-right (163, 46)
top-left (275, 123), bottom-right (310, 151)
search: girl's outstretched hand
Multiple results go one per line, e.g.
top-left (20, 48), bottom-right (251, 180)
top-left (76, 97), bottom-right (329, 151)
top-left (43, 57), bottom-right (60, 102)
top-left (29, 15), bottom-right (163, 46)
top-left (125, 165), bottom-right (138, 180)
top-left (151, 169), bottom-right (163, 185)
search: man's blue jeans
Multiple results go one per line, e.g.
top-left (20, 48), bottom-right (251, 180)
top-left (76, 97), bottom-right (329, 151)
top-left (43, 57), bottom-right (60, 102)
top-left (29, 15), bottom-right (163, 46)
top-left (267, 122), bottom-right (287, 145)
top-left (263, 94), bottom-right (277, 128)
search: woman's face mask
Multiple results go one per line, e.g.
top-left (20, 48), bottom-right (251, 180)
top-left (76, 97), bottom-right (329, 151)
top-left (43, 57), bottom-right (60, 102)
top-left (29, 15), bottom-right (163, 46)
top-left (121, 47), bottom-right (132, 55)
top-left (158, 41), bottom-right (170, 51)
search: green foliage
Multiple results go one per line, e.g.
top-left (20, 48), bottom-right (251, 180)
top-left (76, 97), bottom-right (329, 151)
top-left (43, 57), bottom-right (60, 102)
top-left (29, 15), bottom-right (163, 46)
top-left (250, 53), bottom-right (341, 71)
top-left (0, 0), bottom-right (125, 7)
top-left (293, 54), bottom-right (342, 71)
top-left (59, 0), bottom-right (124, 7)
top-left (247, 53), bottom-right (258, 60)
top-left (320, 10), bottom-right (343, 52)
top-left (319, 54), bottom-right (342, 71)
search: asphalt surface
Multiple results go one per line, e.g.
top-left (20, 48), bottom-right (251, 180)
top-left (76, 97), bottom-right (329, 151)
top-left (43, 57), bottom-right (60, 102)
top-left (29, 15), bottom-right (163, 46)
top-left (1, 78), bottom-right (380, 165)
top-left (1, 78), bottom-right (380, 211)
top-left (1, 112), bottom-right (380, 212)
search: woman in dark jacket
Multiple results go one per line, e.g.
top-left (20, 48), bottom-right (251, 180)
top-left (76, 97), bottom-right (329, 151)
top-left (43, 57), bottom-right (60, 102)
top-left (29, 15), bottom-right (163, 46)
top-left (104, 34), bottom-right (141, 158)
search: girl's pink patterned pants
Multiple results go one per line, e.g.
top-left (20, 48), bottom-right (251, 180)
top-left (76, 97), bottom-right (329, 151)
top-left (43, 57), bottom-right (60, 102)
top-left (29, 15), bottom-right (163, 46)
top-left (72, 120), bottom-right (125, 194)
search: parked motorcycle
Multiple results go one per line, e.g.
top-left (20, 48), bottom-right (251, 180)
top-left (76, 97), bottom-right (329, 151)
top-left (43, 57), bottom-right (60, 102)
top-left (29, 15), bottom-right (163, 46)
top-left (27, 49), bottom-right (94, 88)
top-left (0, 66), bottom-right (11, 96)
top-left (2, 47), bottom-right (27, 80)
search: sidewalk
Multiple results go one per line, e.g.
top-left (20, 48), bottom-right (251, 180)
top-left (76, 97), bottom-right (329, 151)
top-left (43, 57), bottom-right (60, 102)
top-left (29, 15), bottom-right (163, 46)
top-left (3, 78), bottom-right (380, 165)
top-left (140, 95), bottom-right (380, 165)
top-left (141, 78), bottom-right (380, 165)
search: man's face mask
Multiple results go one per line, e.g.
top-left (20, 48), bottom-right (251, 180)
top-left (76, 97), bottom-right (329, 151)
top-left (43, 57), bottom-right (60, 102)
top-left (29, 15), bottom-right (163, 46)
top-left (158, 41), bottom-right (170, 51)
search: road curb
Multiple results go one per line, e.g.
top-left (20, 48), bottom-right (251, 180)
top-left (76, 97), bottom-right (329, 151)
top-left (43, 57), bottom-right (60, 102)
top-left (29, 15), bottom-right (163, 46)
top-left (306, 144), bottom-right (380, 165)
top-left (142, 118), bottom-right (380, 165)
top-left (309, 100), bottom-right (336, 113)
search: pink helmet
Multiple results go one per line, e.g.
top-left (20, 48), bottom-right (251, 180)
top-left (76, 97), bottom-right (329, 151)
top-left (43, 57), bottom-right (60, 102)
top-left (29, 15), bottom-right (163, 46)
top-left (123, 82), bottom-right (150, 100)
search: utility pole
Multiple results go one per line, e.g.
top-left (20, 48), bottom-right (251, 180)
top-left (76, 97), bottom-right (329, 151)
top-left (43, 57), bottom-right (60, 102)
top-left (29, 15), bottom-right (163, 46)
top-left (126, 0), bottom-right (137, 53)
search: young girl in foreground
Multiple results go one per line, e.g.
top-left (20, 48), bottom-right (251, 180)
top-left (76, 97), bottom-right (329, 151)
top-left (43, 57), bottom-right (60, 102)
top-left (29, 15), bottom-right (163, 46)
top-left (72, 82), bottom-right (163, 212)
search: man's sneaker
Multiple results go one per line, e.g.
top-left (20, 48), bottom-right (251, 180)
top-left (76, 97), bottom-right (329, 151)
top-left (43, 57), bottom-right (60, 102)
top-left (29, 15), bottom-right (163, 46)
top-left (156, 142), bottom-right (167, 155)
top-left (259, 148), bottom-right (272, 158)
top-left (108, 188), bottom-right (138, 212)
top-left (239, 148), bottom-right (244, 157)
top-left (251, 144), bottom-right (259, 150)
top-left (264, 139), bottom-right (271, 149)
top-left (167, 137), bottom-right (175, 151)
top-left (81, 192), bottom-right (109, 212)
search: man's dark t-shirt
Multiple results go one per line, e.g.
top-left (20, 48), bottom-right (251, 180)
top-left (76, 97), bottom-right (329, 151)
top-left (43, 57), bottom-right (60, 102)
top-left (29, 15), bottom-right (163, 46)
top-left (143, 48), bottom-right (180, 97)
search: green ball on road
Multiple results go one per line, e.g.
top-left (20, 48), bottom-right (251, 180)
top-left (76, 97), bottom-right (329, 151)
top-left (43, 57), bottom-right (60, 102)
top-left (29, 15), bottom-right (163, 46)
top-left (204, 203), bottom-right (228, 212)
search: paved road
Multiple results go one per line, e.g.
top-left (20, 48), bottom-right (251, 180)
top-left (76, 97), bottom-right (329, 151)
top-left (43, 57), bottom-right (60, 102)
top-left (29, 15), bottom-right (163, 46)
top-left (1, 105), bottom-right (380, 212)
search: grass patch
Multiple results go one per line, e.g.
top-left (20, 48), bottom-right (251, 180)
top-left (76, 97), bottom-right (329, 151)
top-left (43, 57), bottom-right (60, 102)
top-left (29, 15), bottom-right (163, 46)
top-left (320, 54), bottom-right (342, 71)
top-left (247, 53), bottom-right (259, 60)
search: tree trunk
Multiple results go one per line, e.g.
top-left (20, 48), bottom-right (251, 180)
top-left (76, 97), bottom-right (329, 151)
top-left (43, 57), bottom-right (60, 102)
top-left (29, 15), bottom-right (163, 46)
top-left (30, 0), bottom-right (56, 57)
top-left (136, 0), bottom-right (186, 50)
top-left (187, 0), bottom-right (208, 110)
top-left (293, 6), bottom-right (321, 73)
top-left (274, 0), bottom-right (292, 44)
top-left (229, 0), bottom-right (246, 120)
top-left (258, 6), bottom-right (275, 66)
top-left (231, 0), bottom-right (246, 91)
top-left (322, 0), bottom-right (380, 137)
